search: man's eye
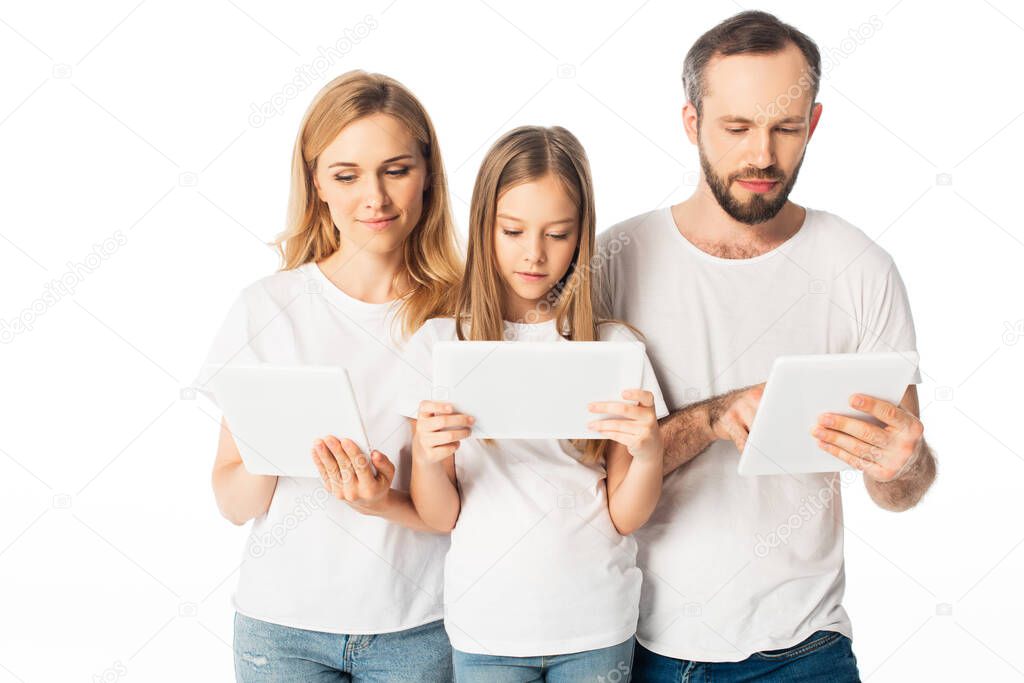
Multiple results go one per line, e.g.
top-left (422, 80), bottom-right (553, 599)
top-left (777, 128), bottom-right (800, 134)
top-left (727, 128), bottom-right (747, 134)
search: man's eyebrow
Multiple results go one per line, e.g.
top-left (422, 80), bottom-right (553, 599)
top-left (717, 115), bottom-right (807, 125)
top-left (496, 213), bottom-right (576, 227)
top-left (327, 154), bottom-right (414, 169)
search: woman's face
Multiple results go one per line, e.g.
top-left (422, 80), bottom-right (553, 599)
top-left (492, 173), bottom-right (580, 321)
top-left (313, 113), bottom-right (427, 255)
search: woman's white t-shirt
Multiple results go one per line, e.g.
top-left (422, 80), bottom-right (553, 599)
top-left (397, 317), bottom-right (669, 656)
top-left (193, 261), bottom-right (447, 634)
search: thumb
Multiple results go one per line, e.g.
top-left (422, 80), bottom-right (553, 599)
top-left (371, 450), bottom-right (395, 479)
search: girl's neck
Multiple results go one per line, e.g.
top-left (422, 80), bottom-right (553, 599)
top-left (503, 289), bottom-right (557, 324)
top-left (317, 241), bottom-right (406, 304)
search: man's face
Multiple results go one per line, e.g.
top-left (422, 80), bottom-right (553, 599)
top-left (692, 43), bottom-right (821, 225)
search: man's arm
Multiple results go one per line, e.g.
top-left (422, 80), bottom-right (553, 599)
top-left (814, 385), bottom-right (936, 512)
top-left (659, 384), bottom-right (765, 476)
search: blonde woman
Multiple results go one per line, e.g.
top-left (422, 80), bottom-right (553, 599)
top-left (194, 71), bottom-right (462, 682)
top-left (398, 126), bottom-right (669, 680)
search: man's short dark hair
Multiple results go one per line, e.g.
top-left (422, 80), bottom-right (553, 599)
top-left (683, 10), bottom-right (821, 118)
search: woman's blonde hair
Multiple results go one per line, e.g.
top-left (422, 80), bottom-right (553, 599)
top-left (457, 125), bottom-right (632, 463)
top-left (273, 70), bottom-right (462, 337)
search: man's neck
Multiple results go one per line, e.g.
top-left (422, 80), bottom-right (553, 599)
top-left (671, 185), bottom-right (806, 260)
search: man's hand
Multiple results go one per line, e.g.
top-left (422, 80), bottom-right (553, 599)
top-left (812, 393), bottom-right (925, 483)
top-left (708, 383), bottom-right (766, 454)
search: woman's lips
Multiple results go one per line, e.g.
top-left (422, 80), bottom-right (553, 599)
top-left (360, 216), bottom-right (398, 231)
top-left (735, 179), bottom-right (780, 194)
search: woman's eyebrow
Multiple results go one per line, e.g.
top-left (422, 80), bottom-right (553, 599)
top-left (327, 154), bottom-right (415, 169)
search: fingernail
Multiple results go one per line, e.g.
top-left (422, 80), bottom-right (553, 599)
top-left (819, 415), bottom-right (833, 427)
top-left (851, 395), bottom-right (864, 408)
top-left (812, 427), bottom-right (826, 438)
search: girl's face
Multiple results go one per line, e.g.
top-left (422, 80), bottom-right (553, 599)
top-left (313, 113), bottom-right (427, 255)
top-left (493, 173), bottom-right (580, 320)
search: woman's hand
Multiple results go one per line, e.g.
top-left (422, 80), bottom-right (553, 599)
top-left (587, 389), bottom-right (663, 462)
top-left (311, 436), bottom-right (395, 512)
top-left (413, 401), bottom-right (474, 464)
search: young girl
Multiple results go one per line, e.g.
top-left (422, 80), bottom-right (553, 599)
top-left (399, 126), bottom-right (669, 680)
top-left (193, 71), bottom-right (462, 681)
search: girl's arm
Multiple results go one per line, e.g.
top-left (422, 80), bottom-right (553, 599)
top-left (590, 389), bottom-right (665, 535)
top-left (409, 401), bottom-right (474, 532)
top-left (212, 417), bottom-right (278, 525)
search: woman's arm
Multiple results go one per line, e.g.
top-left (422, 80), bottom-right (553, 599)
top-left (409, 401), bottom-right (472, 532)
top-left (311, 436), bottom-right (441, 533)
top-left (212, 417), bottom-right (278, 525)
top-left (589, 389), bottom-right (665, 535)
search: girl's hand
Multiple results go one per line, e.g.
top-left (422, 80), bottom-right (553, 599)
top-left (414, 401), bottom-right (474, 464)
top-left (311, 436), bottom-right (395, 512)
top-left (587, 389), bottom-right (663, 462)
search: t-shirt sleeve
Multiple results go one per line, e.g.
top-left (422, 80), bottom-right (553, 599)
top-left (191, 291), bottom-right (260, 408)
top-left (397, 322), bottom-right (437, 420)
top-left (599, 323), bottom-right (670, 419)
top-left (856, 260), bottom-right (922, 384)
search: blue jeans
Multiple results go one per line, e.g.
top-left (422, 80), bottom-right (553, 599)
top-left (452, 636), bottom-right (635, 682)
top-left (632, 630), bottom-right (859, 682)
top-left (233, 612), bottom-right (453, 682)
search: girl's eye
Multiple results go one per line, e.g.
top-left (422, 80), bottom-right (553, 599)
top-left (335, 174), bottom-right (356, 183)
top-left (502, 229), bottom-right (522, 237)
top-left (385, 167), bottom-right (410, 177)
top-left (547, 233), bottom-right (569, 240)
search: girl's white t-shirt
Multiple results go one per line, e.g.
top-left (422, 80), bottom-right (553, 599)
top-left (397, 317), bottom-right (669, 657)
top-left (192, 261), bottom-right (448, 634)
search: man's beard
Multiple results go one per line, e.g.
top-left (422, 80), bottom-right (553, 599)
top-left (698, 143), bottom-right (804, 225)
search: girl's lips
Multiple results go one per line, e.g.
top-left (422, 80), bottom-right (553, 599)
top-left (516, 272), bottom-right (547, 281)
top-left (735, 179), bottom-right (779, 194)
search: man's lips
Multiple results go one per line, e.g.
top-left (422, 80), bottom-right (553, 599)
top-left (735, 179), bottom-right (780, 194)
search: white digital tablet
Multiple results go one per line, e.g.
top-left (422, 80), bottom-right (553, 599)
top-left (204, 364), bottom-right (372, 478)
top-left (432, 341), bottom-right (646, 439)
top-left (737, 351), bottom-right (920, 476)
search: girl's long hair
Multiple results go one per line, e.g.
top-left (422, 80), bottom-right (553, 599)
top-left (273, 70), bottom-right (463, 337)
top-left (457, 125), bottom-right (630, 464)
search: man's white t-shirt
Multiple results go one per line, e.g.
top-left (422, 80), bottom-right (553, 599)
top-left (597, 206), bottom-right (921, 662)
top-left (397, 317), bottom-right (669, 657)
top-left (192, 261), bottom-right (448, 634)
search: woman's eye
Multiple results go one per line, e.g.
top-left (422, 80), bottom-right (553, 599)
top-left (334, 175), bottom-right (356, 183)
top-left (502, 229), bottom-right (522, 237)
top-left (385, 167), bottom-right (410, 177)
top-left (547, 233), bottom-right (569, 240)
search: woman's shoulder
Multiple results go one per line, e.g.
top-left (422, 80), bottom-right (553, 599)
top-left (412, 315), bottom-right (462, 342)
top-left (236, 263), bottom-right (312, 309)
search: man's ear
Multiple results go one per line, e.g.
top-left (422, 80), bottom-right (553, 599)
top-left (807, 102), bottom-right (824, 141)
top-left (682, 103), bottom-right (700, 145)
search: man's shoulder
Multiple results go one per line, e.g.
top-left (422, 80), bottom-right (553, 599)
top-left (806, 207), bottom-right (897, 275)
top-left (597, 207), bottom-right (669, 251)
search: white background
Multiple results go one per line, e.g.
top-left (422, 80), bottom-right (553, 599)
top-left (1, 1), bottom-right (1021, 680)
